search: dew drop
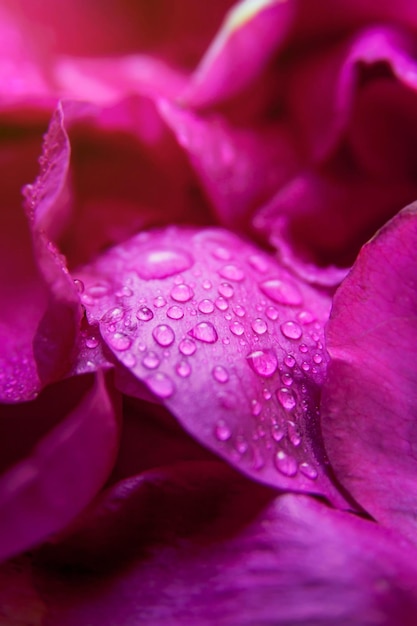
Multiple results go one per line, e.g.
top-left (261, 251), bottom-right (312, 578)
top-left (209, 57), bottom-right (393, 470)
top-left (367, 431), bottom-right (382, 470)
top-left (263, 388), bottom-right (272, 400)
top-left (247, 254), bottom-right (269, 273)
top-left (198, 299), bottom-right (215, 314)
top-left (281, 321), bottom-right (303, 340)
top-left (218, 282), bottom-right (234, 298)
top-left (134, 247), bottom-right (193, 280)
top-left (299, 344), bottom-right (309, 353)
top-left (102, 306), bottom-right (124, 324)
top-left (233, 305), bottom-right (246, 317)
top-left (73, 278), bottom-right (84, 293)
top-left (271, 423), bottom-right (284, 442)
top-left (288, 421), bottom-right (302, 446)
top-left (122, 352), bottom-right (136, 368)
top-left (152, 324), bottom-right (175, 347)
top-left (176, 360), bottom-right (191, 378)
top-left (284, 354), bottom-right (296, 368)
top-left (281, 373), bottom-right (293, 386)
top-left (188, 321), bottom-right (218, 343)
top-left (235, 435), bottom-right (248, 454)
top-left (230, 321), bottom-right (244, 336)
top-left (275, 450), bottom-right (298, 477)
top-left (167, 305), bottom-right (184, 320)
top-left (215, 419), bottom-right (232, 441)
top-left (85, 336), bottom-right (99, 349)
top-left (246, 349), bottom-right (277, 377)
top-left (212, 246), bottom-right (232, 261)
top-left (218, 264), bottom-right (245, 282)
top-left (212, 365), bottom-right (229, 383)
top-left (202, 279), bottom-right (212, 290)
top-left (251, 399), bottom-right (262, 416)
top-left (84, 283), bottom-right (110, 299)
top-left (153, 296), bottom-right (167, 308)
top-left (265, 306), bottom-right (279, 321)
top-left (297, 310), bottom-right (315, 325)
top-left (146, 372), bottom-right (175, 398)
top-left (251, 318), bottom-right (267, 334)
top-left (108, 332), bottom-right (131, 351)
top-left (313, 353), bottom-right (323, 364)
top-left (299, 462), bottom-right (318, 480)
top-left (136, 306), bottom-right (154, 322)
top-left (301, 362), bottom-right (310, 372)
top-left (215, 296), bottom-right (228, 311)
top-left (179, 337), bottom-right (197, 356)
top-left (260, 278), bottom-right (303, 306)
top-left (142, 351), bottom-right (160, 369)
top-left (171, 283), bottom-right (194, 302)
top-left (277, 387), bottom-right (296, 410)
top-left (115, 286), bottom-right (133, 298)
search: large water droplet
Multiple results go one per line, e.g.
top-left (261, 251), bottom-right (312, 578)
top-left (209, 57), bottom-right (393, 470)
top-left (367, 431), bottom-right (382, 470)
top-left (230, 321), bottom-right (245, 336)
top-left (212, 365), bottom-right (229, 383)
top-left (178, 337), bottom-right (197, 355)
top-left (277, 388), bottom-right (296, 410)
top-left (215, 419), bottom-right (232, 441)
top-left (198, 299), bottom-right (214, 314)
top-left (218, 264), bottom-right (245, 282)
top-left (167, 305), bottom-right (184, 320)
top-left (275, 450), bottom-right (298, 477)
top-left (246, 349), bottom-right (277, 377)
top-left (136, 305), bottom-right (154, 322)
top-left (134, 247), bottom-right (193, 280)
top-left (153, 324), bottom-right (175, 347)
top-left (108, 332), bottom-right (131, 351)
top-left (188, 321), bottom-right (218, 343)
top-left (281, 321), bottom-right (303, 340)
top-left (142, 351), bottom-right (160, 369)
top-left (260, 279), bottom-right (303, 306)
top-left (251, 318), bottom-right (267, 335)
top-left (146, 372), bottom-right (175, 398)
top-left (170, 283), bottom-right (194, 302)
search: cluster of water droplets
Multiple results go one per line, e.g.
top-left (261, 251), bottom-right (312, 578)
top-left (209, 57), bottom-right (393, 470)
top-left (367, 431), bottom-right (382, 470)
top-left (78, 229), bottom-right (328, 484)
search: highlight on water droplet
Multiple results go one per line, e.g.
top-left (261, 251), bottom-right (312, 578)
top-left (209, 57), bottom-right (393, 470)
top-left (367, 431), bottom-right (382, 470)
top-left (178, 337), bottom-right (197, 356)
top-left (214, 419), bottom-right (232, 441)
top-left (277, 387), bottom-right (296, 410)
top-left (167, 305), bottom-right (184, 320)
top-left (218, 264), bottom-right (245, 282)
top-left (265, 306), bottom-right (279, 321)
top-left (170, 283), bottom-right (194, 302)
top-left (288, 420), bottom-right (302, 446)
top-left (218, 282), bottom-right (234, 298)
top-left (281, 321), bottom-right (303, 340)
top-left (108, 332), bottom-right (131, 351)
top-left (134, 247), bottom-right (193, 280)
top-left (251, 318), bottom-right (267, 335)
top-left (230, 320), bottom-right (245, 336)
top-left (136, 305), bottom-right (154, 322)
top-left (275, 449), bottom-right (298, 477)
top-left (146, 372), bottom-right (175, 398)
top-left (188, 321), bottom-right (218, 343)
top-left (259, 278), bottom-right (303, 306)
top-left (215, 296), bottom-right (228, 311)
top-left (198, 299), bottom-right (215, 314)
top-left (212, 365), bottom-right (229, 383)
top-left (246, 349), bottom-right (278, 378)
top-left (153, 295), bottom-right (167, 308)
top-left (299, 462), bottom-right (318, 480)
top-left (284, 354), bottom-right (296, 368)
top-left (152, 324), bottom-right (175, 347)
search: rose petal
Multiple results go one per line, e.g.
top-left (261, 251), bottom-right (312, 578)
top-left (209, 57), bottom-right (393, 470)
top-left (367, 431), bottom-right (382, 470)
top-left (321, 204), bottom-right (417, 543)
top-left (28, 467), bottom-right (417, 625)
top-left (76, 226), bottom-right (347, 505)
top-left (0, 372), bottom-right (121, 562)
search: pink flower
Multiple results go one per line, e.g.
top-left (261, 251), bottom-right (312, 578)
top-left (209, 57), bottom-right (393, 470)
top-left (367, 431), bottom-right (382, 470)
top-left (1, 2), bottom-right (417, 624)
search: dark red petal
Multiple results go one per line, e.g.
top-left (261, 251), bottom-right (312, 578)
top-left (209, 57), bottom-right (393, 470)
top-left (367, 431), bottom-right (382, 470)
top-left (321, 204), bottom-right (417, 543)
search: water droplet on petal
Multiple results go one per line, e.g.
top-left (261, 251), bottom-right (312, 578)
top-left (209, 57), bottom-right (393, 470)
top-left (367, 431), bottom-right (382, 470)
top-left (171, 283), bottom-right (194, 302)
top-left (277, 388), bottom-right (296, 410)
top-left (198, 299), bottom-right (214, 314)
top-left (247, 254), bottom-right (269, 273)
top-left (275, 450), bottom-right (298, 477)
top-left (301, 362), bottom-right (310, 372)
top-left (146, 372), bottom-right (175, 398)
top-left (153, 324), bottom-right (175, 347)
top-left (282, 373), bottom-right (293, 386)
top-left (134, 247), bottom-right (193, 280)
top-left (188, 321), bottom-right (218, 343)
top-left (281, 321), bottom-right (303, 340)
top-left (108, 332), bottom-right (131, 351)
top-left (299, 462), bottom-right (318, 480)
top-left (215, 419), bottom-right (232, 441)
top-left (212, 246), bottom-right (232, 261)
top-left (142, 351), bottom-right (160, 369)
top-left (288, 420), bottom-right (302, 446)
top-left (271, 424), bottom-right (284, 442)
top-left (218, 282), bottom-right (234, 298)
top-left (251, 318), bottom-right (267, 334)
top-left (102, 306), bottom-right (124, 324)
top-left (265, 306), bottom-right (279, 321)
top-left (251, 399), bottom-right (262, 416)
top-left (179, 338), bottom-right (197, 355)
top-left (73, 278), bottom-right (84, 293)
top-left (215, 297), bottom-right (229, 311)
top-left (284, 354), bottom-right (296, 368)
top-left (176, 360), bottom-right (191, 378)
top-left (246, 349), bottom-right (277, 377)
top-left (202, 279), bottom-right (212, 290)
top-left (313, 353), bottom-right (323, 364)
top-left (167, 305), bottom-right (184, 320)
top-left (212, 365), bottom-right (229, 383)
top-left (85, 336), bottom-right (99, 349)
top-left (136, 305), bottom-right (154, 322)
top-left (230, 321), bottom-right (244, 336)
top-left (233, 305), bottom-right (246, 317)
top-left (153, 296), bottom-right (167, 308)
top-left (260, 278), bottom-right (303, 306)
top-left (85, 283), bottom-right (110, 299)
top-left (297, 310), bottom-right (315, 324)
top-left (122, 352), bottom-right (136, 368)
top-left (218, 264), bottom-right (245, 282)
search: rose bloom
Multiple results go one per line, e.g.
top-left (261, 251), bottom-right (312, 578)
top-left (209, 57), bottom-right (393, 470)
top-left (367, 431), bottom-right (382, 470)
top-left (1, 1), bottom-right (417, 624)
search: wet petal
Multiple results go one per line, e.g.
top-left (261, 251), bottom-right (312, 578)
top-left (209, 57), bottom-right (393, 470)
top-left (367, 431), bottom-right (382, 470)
top-left (0, 372), bottom-right (121, 562)
top-left (77, 226), bottom-right (346, 504)
top-left (321, 205), bottom-right (417, 543)
top-left (25, 467), bottom-right (417, 625)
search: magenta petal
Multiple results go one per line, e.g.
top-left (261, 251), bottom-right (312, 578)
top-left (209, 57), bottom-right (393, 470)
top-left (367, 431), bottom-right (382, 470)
top-left (321, 205), bottom-right (417, 542)
top-left (77, 226), bottom-right (346, 504)
top-left (0, 372), bottom-right (120, 562)
top-left (30, 470), bottom-right (417, 625)
top-left (181, 0), bottom-right (294, 107)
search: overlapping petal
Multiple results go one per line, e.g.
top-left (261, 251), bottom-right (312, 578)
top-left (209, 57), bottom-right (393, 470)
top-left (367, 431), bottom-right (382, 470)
top-left (321, 204), bottom-right (417, 543)
top-left (0, 372), bottom-right (121, 562)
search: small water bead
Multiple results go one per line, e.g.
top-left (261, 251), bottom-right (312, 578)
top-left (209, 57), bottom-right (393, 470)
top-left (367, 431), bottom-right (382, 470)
top-left (121, 352), bottom-right (136, 368)
top-left (123, 315), bottom-right (137, 331)
top-left (167, 305), bottom-right (184, 320)
top-left (218, 282), bottom-right (234, 298)
top-left (152, 324), bottom-right (175, 347)
top-left (218, 264), bottom-right (245, 282)
top-left (170, 283), bottom-right (194, 302)
top-left (263, 389), bottom-right (272, 400)
top-left (251, 399), bottom-right (262, 416)
top-left (233, 305), bottom-right (246, 318)
top-left (313, 353), bottom-right (323, 364)
top-left (188, 321), bottom-right (218, 343)
top-left (142, 351), bottom-right (160, 369)
top-left (246, 349), bottom-right (278, 377)
top-left (275, 450), bottom-right (298, 477)
top-left (212, 246), bottom-right (232, 261)
top-left (225, 312), bottom-right (233, 321)
top-left (146, 372), bottom-right (175, 399)
top-left (247, 254), bottom-right (269, 273)
top-left (212, 365), bottom-right (229, 383)
top-left (115, 286), bottom-right (133, 298)
top-left (281, 373), bottom-right (293, 386)
top-left (202, 279), bottom-right (212, 290)
top-left (176, 360), bottom-right (191, 378)
top-left (222, 337), bottom-right (230, 345)
top-left (281, 321), bottom-right (303, 340)
top-left (215, 297), bottom-right (228, 311)
top-left (84, 283), bottom-right (110, 299)
top-left (271, 424), bottom-right (284, 442)
top-left (251, 318), bottom-right (267, 335)
top-left (135, 247), bottom-right (193, 280)
top-left (288, 421), bottom-right (302, 447)
top-left (108, 332), bottom-right (131, 351)
top-left (153, 296), bottom-right (167, 308)
top-left (73, 278), bottom-right (84, 293)
top-left (215, 419), bottom-right (232, 441)
top-left (178, 338), bottom-right (197, 356)
top-left (85, 336), bottom-right (99, 349)
top-left (301, 362), bottom-right (310, 372)
top-left (297, 310), bottom-right (315, 325)
top-left (198, 299), bottom-right (215, 314)
top-left (284, 354), bottom-right (296, 368)
top-left (230, 321), bottom-right (245, 336)
top-left (277, 388), bottom-right (296, 410)
top-left (102, 306), bottom-right (124, 324)
top-left (259, 278), bottom-right (303, 306)
top-left (265, 306), bottom-right (279, 321)
top-left (136, 306), bottom-right (154, 322)
top-left (235, 435), bottom-right (248, 454)
top-left (299, 462), bottom-right (318, 480)
top-left (299, 344), bottom-right (309, 355)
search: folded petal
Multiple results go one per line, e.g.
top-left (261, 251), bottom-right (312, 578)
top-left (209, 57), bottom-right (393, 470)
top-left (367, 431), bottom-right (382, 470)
top-left (75, 226), bottom-right (348, 505)
top-left (321, 204), bottom-right (417, 543)
top-left (26, 466), bottom-right (417, 625)
top-left (0, 372), bottom-right (121, 562)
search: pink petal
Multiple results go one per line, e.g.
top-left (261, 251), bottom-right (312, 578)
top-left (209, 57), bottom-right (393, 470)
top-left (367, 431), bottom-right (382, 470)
top-left (25, 466), bottom-right (417, 625)
top-left (0, 372), bottom-right (121, 562)
top-left (321, 204), bottom-right (417, 543)
top-left (76, 226), bottom-right (346, 505)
